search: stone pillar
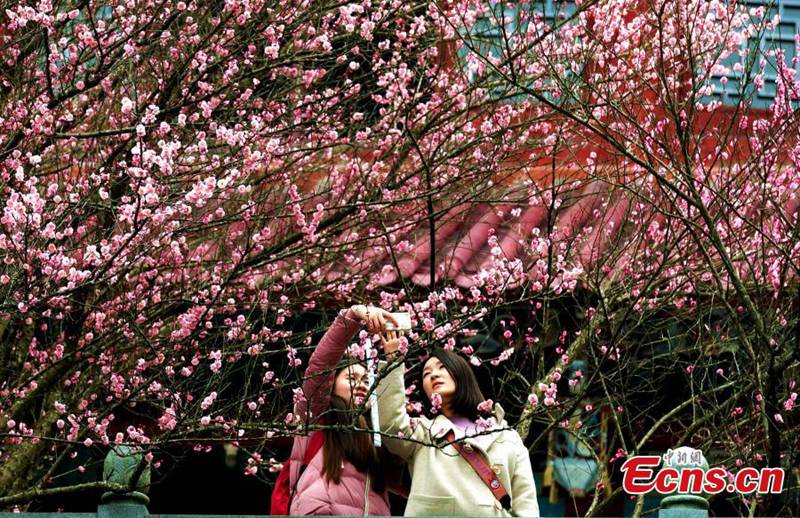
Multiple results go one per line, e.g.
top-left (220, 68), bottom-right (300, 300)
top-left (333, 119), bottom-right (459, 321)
top-left (97, 446), bottom-right (151, 518)
top-left (658, 446), bottom-right (709, 518)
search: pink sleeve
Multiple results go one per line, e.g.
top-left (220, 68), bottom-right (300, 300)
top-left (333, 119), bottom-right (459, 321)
top-left (295, 309), bottom-right (361, 423)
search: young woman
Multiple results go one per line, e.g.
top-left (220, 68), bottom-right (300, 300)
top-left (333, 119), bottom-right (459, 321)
top-left (377, 336), bottom-right (540, 517)
top-left (287, 305), bottom-right (401, 516)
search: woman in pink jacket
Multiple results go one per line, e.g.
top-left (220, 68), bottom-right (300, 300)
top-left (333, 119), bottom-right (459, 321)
top-left (288, 304), bottom-right (400, 516)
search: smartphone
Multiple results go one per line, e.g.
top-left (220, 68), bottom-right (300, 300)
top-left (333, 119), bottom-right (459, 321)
top-left (386, 312), bottom-right (412, 331)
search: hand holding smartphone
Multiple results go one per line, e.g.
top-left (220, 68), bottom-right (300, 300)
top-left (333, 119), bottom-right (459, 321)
top-left (385, 312), bottom-right (411, 331)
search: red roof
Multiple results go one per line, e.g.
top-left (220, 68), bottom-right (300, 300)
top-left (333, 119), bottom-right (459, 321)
top-left (324, 179), bottom-right (799, 290)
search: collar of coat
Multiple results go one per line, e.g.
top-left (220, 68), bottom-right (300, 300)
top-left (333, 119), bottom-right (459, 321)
top-left (425, 403), bottom-right (509, 453)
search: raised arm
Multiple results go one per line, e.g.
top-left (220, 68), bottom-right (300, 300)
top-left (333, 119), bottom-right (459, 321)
top-left (295, 307), bottom-right (361, 423)
top-left (296, 305), bottom-right (397, 423)
top-left (375, 363), bottom-right (428, 460)
top-left (375, 332), bottom-right (430, 460)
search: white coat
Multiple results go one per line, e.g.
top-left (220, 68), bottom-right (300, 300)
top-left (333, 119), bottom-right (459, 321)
top-left (377, 363), bottom-right (540, 517)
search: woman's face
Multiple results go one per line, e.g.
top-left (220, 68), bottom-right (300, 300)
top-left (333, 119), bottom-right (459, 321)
top-left (333, 363), bottom-right (369, 406)
top-left (422, 357), bottom-right (456, 404)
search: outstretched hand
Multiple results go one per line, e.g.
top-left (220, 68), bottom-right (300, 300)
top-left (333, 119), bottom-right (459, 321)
top-left (380, 329), bottom-right (402, 357)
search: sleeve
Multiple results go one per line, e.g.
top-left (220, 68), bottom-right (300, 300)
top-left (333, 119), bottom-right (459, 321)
top-left (375, 362), bottom-right (429, 461)
top-left (509, 433), bottom-right (540, 517)
top-left (294, 309), bottom-right (361, 423)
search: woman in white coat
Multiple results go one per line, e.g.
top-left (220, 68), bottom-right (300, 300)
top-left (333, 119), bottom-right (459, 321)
top-left (377, 336), bottom-right (540, 517)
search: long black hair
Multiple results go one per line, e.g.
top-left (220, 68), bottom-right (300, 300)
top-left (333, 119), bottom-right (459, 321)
top-left (321, 362), bottom-right (388, 493)
top-left (417, 348), bottom-right (490, 421)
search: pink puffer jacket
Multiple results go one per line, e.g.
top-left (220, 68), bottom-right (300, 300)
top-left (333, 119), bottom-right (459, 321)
top-left (288, 310), bottom-right (392, 516)
top-left (290, 442), bottom-right (391, 516)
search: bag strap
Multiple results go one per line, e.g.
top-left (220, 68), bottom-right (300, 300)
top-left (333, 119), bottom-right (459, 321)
top-left (290, 431), bottom-right (325, 505)
top-left (446, 430), bottom-right (511, 511)
top-left (303, 430), bottom-right (325, 465)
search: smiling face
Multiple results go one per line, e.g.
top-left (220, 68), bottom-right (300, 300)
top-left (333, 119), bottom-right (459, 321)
top-left (422, 356), bottom-right (456, 406)
top-left (333, 363), bottom-right (369, 406)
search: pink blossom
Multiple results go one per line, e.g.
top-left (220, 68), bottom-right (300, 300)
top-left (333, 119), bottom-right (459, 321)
top-left (475, 417), bottom-right (496, 432)
top-left (200, 392), bottom-right (217, 410)
top-left (397, 336), bottom-right (409, 355)
top-left (121, 97), bottom-right (134, 114)
top-left (429, 393), bottom-right (442, 414)
top-left (476, 399), bottom-right (494, 413)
